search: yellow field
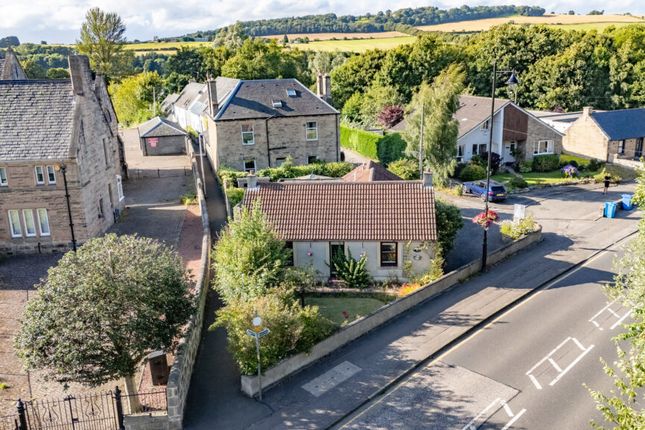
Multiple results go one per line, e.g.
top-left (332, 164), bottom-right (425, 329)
top-left (264, 31), bottom-right (407, 41)
top-left (417, 14), bottom-right (645, 33)
top-left (287, 36), bottom-right (416, 52)
top-left (123, 41), bottom-right (211, 51)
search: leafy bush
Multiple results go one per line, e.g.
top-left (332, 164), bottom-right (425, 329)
top-left (510, 176), bottom-right (528, 189)
top-left (218, 166), bottom-right (248, 186)
top-left (435, 199), bottom-right (464, 256)
top-left (212, 288), bottom-right (335, 375)
top-left (398, 283), bottom-right (422, 298)
top-left (518, 160), bottom-right (532, 173)
top-left (226, 187), bottom-right (244, 207)
top-left (469, 154), bottom-right (486, 167)
top-left (633, 164), bottom-right (645, 207)
top-left (561, 164), bottom-right (579, 178)
top-left (459, 164), bottom-right (487, 181)
top-left (387, 158), bottom-right (419, 180)
top-left (594, 168), bottom-right (622, 184)
top-left (340, 125), bottom-right (406, 165)
top-left (256, 161), bottom-right (353, 182)
top-left (532, 154), bottom-right (560, 172)
top-left (377, 105), bottom-right (405, 128)
top-left (331, 252), bottom-right (372, 289)
top-left (377, 133), bottom-right (407, 165)
top-left (588, 158), bottom-right (604, 171)
top-left (416, 250), bottom-right (445, 285)
top-left (180, 192), bottom-right (197, 205)
top-left (500, 216), bottom-right (538, 240)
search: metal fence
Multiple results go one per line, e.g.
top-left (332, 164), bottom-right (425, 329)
top-left (3, 387), bottom-right (166, 430)
top-left (128, 168), bottom-right (190, 180)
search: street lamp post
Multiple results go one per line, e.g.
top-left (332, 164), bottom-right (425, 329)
top-left (246, 315), bottom-right (270, 400)
top-left (57, 162), bottom-right (77, 252)
top-left (481, 62), bottom-right (519, 272)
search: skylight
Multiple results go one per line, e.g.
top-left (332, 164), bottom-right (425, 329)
top-left (286, 89), bottom-right (297, 97)
top-left (272, 100), bottom-right (283, 108)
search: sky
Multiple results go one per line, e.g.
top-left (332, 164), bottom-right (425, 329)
top-left (0, 0), bottom-right (643, 44)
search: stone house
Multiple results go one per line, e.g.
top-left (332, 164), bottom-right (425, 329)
top-left (0, 55), bottom-right (125, 255)
top-left (202, 76), bottom-right (340, 172)
top-left (171, 82), bottom-right (209, 134)
top-left (138, 116), bottom-right (189, 156)
top-left (241, 173), bottom-right (437, 282)
top-left (562, 107), bottom-right (645, 168)
top-left (391, 95), bottom-right (564, 164)
top-left (0, 47), bottom-right (27, 80)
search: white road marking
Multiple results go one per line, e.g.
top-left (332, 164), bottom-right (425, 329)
top-left (526, 337), bottom-right (594, 390)
top-left (302, 361), bottom-right (361, 397)
top-left (610, 310), bottom-right (632, 330)
top-left (501, 408), bottom-right (527, 430)
top-left (462, 398), bottom-right (501, 430)
top-left (463, 398), bottom-right (527, 430)
top-left (589, 299), bottom-right (632, 331)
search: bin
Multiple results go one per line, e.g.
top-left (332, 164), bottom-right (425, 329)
top-left (621, 194), bottom-right (633, 210)
top-left (604, 202), bottom-right (618, 218)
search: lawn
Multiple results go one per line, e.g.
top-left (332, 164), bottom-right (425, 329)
top-left (492, 169), bottom-right (600, 187)
top-left (288, 36), bottom-right (417, 52)
top-left (306, 296), bottom-right (388, 325)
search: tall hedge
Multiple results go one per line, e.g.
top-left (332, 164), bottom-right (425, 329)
top-left (340, 125), bottom-right (405, 165)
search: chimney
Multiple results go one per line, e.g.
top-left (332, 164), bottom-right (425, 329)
top-left (207, 79), bottom-right (218, 117)
top-left (582, 106), bottom-right (593, 117)
top-left (422, 172), bottom-right (433, 188)
top-left (323, 74), bottom-right (331, 101)
top-left (68, 55), bottom-right (92, 96)
top-left (316, 74), bottom-right (324, 98)
top-left (247, 170), bottom-right (258, 189)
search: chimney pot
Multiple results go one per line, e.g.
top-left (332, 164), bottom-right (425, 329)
top-left (247, 171), bottom-right (258, 189)
top-left (422, 172), bottom-right (433, 188)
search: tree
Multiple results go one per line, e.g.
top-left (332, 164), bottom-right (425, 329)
top-left (403, 64), bottom-right (465, 186)
top-left (589, 219), bottom-right (645, 428)
top-left (282, 34), bottom-right (289, 45)
top-left (15, 234), bottom-right (194, 403)
top-left (330, 49), bottom-right (387, 108)
top-left (213, 23), bottom-right (247, 50)
top-left (213, 204), bottom-right (291, 304)
top-left (0, 36), bottom-right (20, 48)
top-left (109, 71), bottom-right (164, 126)
top-left (221, 38), bottom-right (302, 80)
top-left (435, 199), bottom-right (464, 256)
top-left (46, 68), bottom-right (70, 79)
top-left (357, 82), bottom-right (403, 126)
top-left (632, 164), bottom-right (645, 207)
top-left (21, 59), bottom-right (47, 79)
top-left (77, 7), bottom-right (130, 78)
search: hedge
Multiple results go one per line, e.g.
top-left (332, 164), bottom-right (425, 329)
top-left (340, 125), bottom-right (406, 166)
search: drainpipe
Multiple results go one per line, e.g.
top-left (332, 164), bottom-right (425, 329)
top-left (264, 115), bottom-right (277, 168)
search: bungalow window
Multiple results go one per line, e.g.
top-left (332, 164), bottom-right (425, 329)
top-left (306, 121), bottom-right (318, 141)
top-left (308, 156), bottom-right (318, 164)
top-left (34, 166), bottom-right (45, 185)
top-left (243, 159), bottom-right (256, 173)
top-left (241, 124), bottom-right (255, 145)
top-left (481, 120), bottom-right (490, 130)
top-left (22, 209), bottom-right (36, 237)
top-left (457, 145), bottom-right (464, 162)
top-left (380, 242), bottom-right (398, 267)
top-left (618, 140), bottom-right (626, 155)
top-left (0, 167), bottom-right (7, 186)
top-left (533, 140), bottom-right (554, 155)
top-left (472, 144), bottom-right (487, 156)
top-left (275, 157), bottom-right (287, 166)
top-left (8, 210), bottom-right (22, 238)
top-left (37, 208), bottom-right (50, 236)
top-left (285, 241), bottom-right (294, 266)
top-left (46, 165), bottom-right (56, 184)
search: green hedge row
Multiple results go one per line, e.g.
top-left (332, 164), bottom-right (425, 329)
top-left (340, 125), bottom-right (406, 165)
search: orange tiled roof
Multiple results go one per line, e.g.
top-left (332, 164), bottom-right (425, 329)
top-left (342, 161), bottom-right (403, 182)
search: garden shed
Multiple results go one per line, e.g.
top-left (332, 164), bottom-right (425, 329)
top-left (137, 116), bottom-right (189, 156)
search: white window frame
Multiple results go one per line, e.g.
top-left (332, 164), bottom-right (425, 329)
top-left (46, 165), bottom-right (56, 184)
top-left (618, 140), bottom-right (625, 155)
top-left (35, 166), bottom-right (45, 185)
top-left (22, 209), bottom-right (37, 237)
top-left (306, 121), bottom-right (318, 141)
top-left (533, 140), bottom-right (554, 155)
top-left (37, 208), bottom-right (50, 236)
top-left (8, 210), bottom-right (22, 238)
top-left (380, 242), bottom-right (398, 268)
top-left (243, 159), bottom-right (256, 173)
top-left (241, 124), bottom-right (255, 145)
top-left (481, 120), bottom-right (490, 130)
top-left (116, 175), bottom-right (125, 202)
top-left (0, 167), bottom-right (7, 186)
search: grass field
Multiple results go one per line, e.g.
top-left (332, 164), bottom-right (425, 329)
top-left (288, 36), bottom-right (416, 52)
top-left (417, 14), bottom-right (645, 33)
top-left (306, 296), bottom-right (386, 326)
top-left (265, 31), bottom-right (407, 41)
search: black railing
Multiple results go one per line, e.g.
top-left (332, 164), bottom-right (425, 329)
top-left (120, 390), bottom-right (167, 416)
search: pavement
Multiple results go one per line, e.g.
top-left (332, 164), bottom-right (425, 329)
top-left (183, 181), bottom-right (640, 429)
top-left (339, 236), bottom-right (630, 429)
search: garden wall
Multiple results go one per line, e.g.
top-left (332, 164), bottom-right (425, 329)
top-left (240, 226), bottom-right (542, 397)
top-left (340, 125), bottom-right (406, 165)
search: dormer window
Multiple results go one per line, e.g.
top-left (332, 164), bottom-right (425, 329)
top-left (286, 89), bottom-right (297, 97)
top-left (272, 100), bottom-right (283, 108)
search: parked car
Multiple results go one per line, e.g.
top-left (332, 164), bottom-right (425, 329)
top-left (463, 180), bottom-right (508, 201)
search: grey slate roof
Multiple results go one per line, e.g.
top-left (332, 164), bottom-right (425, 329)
top-left (591, 109), bottom-right (645, 141)
top-left (175, 82), bottom-right (206, 110)
top-left (215, 78), bottom-right (338, 121)
top-left (138, 116), bottom-right (187, 138)
top-left (0, 80), bottom-right (75, 161)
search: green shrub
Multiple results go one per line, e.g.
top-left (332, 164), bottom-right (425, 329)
top-left (218, 166), bottom-right (248, 185)
top-left (469, 154), bottom-right (486, 167)
top-left (226, 187), bottom-right (244, 207)
top-left (212, 288), bottom-right (335, 375)
top-left (594, 168), bottom-right (622, 184)
top-left (459, 164), bottom-right (487, 181)
top-left (435, 199), bottom-right (464, 256)
top-left (387, 158), bottom-right (419, 180)
top-left (500, 216), bottom-right (538, 240)
top-left (518, 160), bottom-right (532, 173)
top-left (416, 249), bottom-right (444, 285)
top-left (331, 251), bottom-right (372, 289)
top-left (588, 158), bottom-right (604, 171)
top-left (377, 133), bottom-right (407, 165)
top-left (509, 176), bottom-right (528, 189)
top-left (256, 161), bottom-right (353, 181)
top-left (180, 192), bottom-right (197, 205)
top-left (340, 125), bottom-right (405, 164)
top-left (560, 154), bottom-right (590, 168)
top-left (532, 154), bottom-right (560, 172)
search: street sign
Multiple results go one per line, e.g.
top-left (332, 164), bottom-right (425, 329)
top-left (246, 328), bottom-right (270, 338)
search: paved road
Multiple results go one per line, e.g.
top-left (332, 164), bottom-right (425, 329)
top-left (338, 237), bottom-right (631, 429)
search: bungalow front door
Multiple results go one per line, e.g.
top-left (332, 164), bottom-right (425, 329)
top-left (635, 138), bottom-right (643, 159)
top-left (329, 242), bottom-right (345, 277)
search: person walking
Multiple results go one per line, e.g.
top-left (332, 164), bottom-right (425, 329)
top-left (603, 175), bottom-right (611, 194)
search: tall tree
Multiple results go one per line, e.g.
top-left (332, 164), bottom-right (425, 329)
top-left (109, 71), bottom-right (164, 126)
top-left (213, 23), bottom-right (247, 50)
top-left (77, 7), bottom-right (130, 78)
top-left (15, 235), bottom-right (194, 405)
top-left (403, 64), bottom-right (465, 186)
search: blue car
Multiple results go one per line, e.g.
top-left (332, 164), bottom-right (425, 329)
top-left (463, 180), bottom-right (508, 202)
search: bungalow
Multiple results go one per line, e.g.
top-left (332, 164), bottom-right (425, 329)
top-left (241, 173), bottom-right (437, 282)
top-left (562, 107), bottom-right (645, 168)
top-left (391, 95), bottom-right (563, 164)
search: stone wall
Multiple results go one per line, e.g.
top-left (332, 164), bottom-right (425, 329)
top-left (209, 114), bottom-right (339, 171)
top-left (241, 227), bottom-right (543, 397)
top-left (562, 110), bottom-right (609, 161)
top-left (523, 115), bottom-right (564, 161)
